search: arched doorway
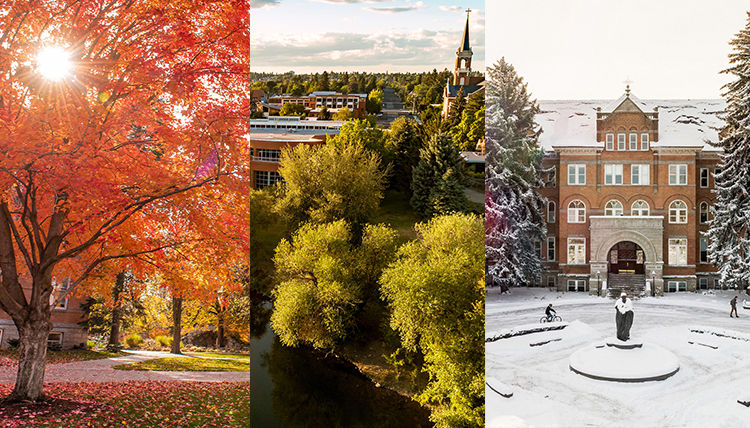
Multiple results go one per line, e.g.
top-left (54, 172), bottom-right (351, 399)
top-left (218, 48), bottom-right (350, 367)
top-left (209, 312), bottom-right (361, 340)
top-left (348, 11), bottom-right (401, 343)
top-left (608, 241), bottom-right (645, 274)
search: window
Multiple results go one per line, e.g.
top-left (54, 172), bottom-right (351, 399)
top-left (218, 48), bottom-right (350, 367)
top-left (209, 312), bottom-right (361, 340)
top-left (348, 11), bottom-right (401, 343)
top-left (618, 133), bottom-right (626, 150)
top-left (605, 200), bottom-right (623, 216)
top-left (548, 201), bottom-right (556, 223)
top-left (629, 133), bottom-right (637, 150)
top-left (699, 278), bottom-right (708, 289)
top-left (700, 202), bottom-right (709, 224)
top-left (714, 278), bottom-right (721, 290)
top-left (641, 133), bottom-right (649, 150)
top-left (547, 237), bottom-right (555, 261)
top-left (255, 149), bottom-right (282, 162)
top-left (568, 280), bottom-right (587, 292)
top-left (606, 134), bottom-right (614, 151)
top-left (568, 238), bottom-right (586, 264)
top-left (631, 200), bottom-right (650, 216)
top-left (547, 276), bottom-right (556, 288)
top-left (669, 164), bottom-right (688, 185)
top-left (47, 332), bottom-right (63, 347)
top-left (51, 279), bottom-right (69, 310)
top-left (700, 237), bottom-right (708, 263)
top-left (255, 171), bottom-right (283, 189)
top-left (604, 164), bottom-right (623, 185)
top-left (668, 281), bottom-right (687, 292)
top-left (631, 164), bottom-right (649, 185)
top-left (669, 238), bottom-right (688, 265)
top-left (669, 200), bottom-right (688, 223)
top-left (568, 200), bottom-right (586, 223)
top-left (700, 168), bottom-right (709, 188)
top-left (568, 164), bottom-right (585, 185)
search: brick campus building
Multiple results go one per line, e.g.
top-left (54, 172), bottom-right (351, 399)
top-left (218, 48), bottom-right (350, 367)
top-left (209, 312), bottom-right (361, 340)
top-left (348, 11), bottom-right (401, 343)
top-left (537, 88), bottom-right (725, 296)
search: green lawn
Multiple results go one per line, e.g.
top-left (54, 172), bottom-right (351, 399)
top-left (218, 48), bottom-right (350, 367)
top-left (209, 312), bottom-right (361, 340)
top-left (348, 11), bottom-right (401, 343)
top-left (0, 349), bottom-right (122, 368)
top-left (113, 356), bottom-right (250, 371)
top-left (185, 351), bottom-right (251, 360)
top-left (0, 381), bottom-right (249, 427)
top-left (371, 190), bottom-right (422, 241)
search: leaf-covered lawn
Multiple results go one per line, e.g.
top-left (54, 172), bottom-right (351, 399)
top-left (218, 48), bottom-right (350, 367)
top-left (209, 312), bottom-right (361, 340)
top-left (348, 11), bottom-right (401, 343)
top-left (0, 350), bottom-right (122, 368)
top-left (184, 351), bottom-right (250, 360)
top-left (0, 381), bottom-right (249, 427)
top-left (112, 356), bottom-right (250, 372)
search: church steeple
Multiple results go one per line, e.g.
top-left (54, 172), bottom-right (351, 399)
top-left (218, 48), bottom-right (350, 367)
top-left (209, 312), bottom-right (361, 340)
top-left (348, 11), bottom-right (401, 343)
top-left (453, 9), bottom-right (473, 86)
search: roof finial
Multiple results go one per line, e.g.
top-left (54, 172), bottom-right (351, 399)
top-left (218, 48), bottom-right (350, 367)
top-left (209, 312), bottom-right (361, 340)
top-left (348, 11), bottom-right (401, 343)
top-left (623, 77), bottom-right (633, 97)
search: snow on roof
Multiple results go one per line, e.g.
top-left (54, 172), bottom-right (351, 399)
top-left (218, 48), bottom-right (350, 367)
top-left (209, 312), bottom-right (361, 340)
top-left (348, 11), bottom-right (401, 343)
top-left (537, 97), bottom-right (726, 152)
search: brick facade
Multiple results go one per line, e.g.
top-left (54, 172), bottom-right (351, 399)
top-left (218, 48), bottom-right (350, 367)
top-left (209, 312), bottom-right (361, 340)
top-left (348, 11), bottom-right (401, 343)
top-left (538, 91), bottom-right (723, 295)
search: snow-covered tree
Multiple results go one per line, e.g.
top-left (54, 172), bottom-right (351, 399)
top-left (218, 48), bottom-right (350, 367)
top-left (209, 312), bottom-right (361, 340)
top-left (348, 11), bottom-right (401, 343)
top-left (485, 58), bottom-right (546, 289)
top-left (708, 13), bottom-right (750, 292)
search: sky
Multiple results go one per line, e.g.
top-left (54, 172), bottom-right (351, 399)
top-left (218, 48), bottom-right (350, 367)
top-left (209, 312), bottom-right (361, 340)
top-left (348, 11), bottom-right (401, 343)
top-left (250, 0), bottom-right (485, 74)
top-left (487, 1), bottom-right (750, 100)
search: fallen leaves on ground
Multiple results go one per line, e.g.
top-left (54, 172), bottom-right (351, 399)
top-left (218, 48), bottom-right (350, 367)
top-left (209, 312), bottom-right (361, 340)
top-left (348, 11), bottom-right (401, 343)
top-left (0, 381), bottom-right (249, 427)
top-left (112, 356), bottom-right (250, 372)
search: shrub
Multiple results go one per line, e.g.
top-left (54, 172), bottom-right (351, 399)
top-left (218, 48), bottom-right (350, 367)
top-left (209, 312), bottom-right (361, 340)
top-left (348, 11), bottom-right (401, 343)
top-left (87, 340), bottom-right (96, 350)
top-left (106, 344), bottom-right (124, 353)
top-left (125, 333), bottom-right (144, 348)
top-left (48, 343), bottom-right (62, 352)
top-left (143, 339), bottom-right (162, 351)
top-left (6, 339), bottom-right (19, 350)
top-left (155, 335), bottom-right (173, 347)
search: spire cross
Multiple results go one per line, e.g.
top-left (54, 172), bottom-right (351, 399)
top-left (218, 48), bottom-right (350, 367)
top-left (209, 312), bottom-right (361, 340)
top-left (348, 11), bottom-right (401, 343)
top-left (465, 8), bottom-right (471, 15)
top-left (623, 77), bottom-right (633, 95)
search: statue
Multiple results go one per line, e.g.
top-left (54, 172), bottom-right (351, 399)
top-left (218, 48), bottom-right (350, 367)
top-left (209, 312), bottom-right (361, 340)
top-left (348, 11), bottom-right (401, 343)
top-left (615, 292), bottom-right (633, 341)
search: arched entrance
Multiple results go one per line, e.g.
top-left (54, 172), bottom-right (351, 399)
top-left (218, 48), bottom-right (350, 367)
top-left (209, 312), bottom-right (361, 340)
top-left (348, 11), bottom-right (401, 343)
top-left (608, 241), bottom-right (645, 275)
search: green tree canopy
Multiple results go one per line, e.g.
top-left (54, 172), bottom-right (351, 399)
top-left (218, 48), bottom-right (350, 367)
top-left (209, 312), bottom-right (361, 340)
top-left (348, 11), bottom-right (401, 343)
top-left (333, 106), bottom-right (354, 121)
top-left (328, 119), bottom-right (392, 163)
top-left (410, 133), bottom-right (469, 218)
top-left (367, 88), bottom-right (384, 114)
top-left (450, 91), bottom-right (485, 152)
top-left (274, 141), bottom-right (387, 237)
top-left (441, 87), bottom-right (465, 131)
top-left (380, 213), bottom-right (484, 428)
top-left (272, 220), bottom-right (397, 349)
top-left (387, 117), bottom-right (423, 192)
top-left (318, 105), bottom-right (332, 120)
top-left (279, 102), bottom-right (306, 117)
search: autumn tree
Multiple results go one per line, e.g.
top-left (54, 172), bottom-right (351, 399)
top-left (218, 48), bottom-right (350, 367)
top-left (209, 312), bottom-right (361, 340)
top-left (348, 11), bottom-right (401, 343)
top-left (0, 1), bottom-right (249, 401)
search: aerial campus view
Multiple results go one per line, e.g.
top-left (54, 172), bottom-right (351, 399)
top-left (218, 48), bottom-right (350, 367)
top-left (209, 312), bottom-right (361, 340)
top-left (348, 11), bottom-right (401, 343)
top-left (250, 0), bottom-right (485, 427)
top-left (485, 1), bottom-right (750, 427)
top-left (0, 1), bottom-right (250, 427)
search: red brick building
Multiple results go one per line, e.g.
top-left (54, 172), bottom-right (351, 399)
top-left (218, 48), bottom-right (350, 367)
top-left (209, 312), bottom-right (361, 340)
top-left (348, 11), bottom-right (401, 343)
top-left (265, 91), bottom-right (368, 119)
top-left (0, 281), bottom-right (88, 349)
top-left (538, 88), bottom-right (725, 296)
top-left (249, 117), bottom-right (343, 188)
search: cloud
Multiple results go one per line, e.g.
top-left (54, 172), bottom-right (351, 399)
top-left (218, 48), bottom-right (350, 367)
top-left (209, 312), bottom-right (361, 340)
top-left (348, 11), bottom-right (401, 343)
top-left (438, 5), bottom-right (461, 12)
top-left (363, 1), bottom-right (426, 13)
top-left (308, 0), bottom-right (391, 4)
top-left (251, 0), bottom-right (281, 8)
top-left (250, 25), bottom-right (485, 73)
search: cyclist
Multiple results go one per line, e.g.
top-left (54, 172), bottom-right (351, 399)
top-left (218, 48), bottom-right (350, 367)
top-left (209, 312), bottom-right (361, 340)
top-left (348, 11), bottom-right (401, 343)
top-left (545, 303), bottom-right (557, 322)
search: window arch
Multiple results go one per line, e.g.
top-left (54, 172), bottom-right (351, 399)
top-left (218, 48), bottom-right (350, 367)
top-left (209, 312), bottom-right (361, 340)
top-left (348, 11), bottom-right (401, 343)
top-left (669, 200), bottom-right (688, 224)
top-left (604, 200), bottom-right (623, 216)
top-left (548, 201), bottom-right (556, 223)
top-left (700, 202), bottom-right (709, 224)
top-left (568, 200), bottom-right (586, 223)
top-left (631, 200), bottom-right (650, 216)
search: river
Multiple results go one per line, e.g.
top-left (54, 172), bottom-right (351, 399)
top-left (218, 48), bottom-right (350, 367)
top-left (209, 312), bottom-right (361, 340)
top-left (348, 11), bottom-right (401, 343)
top-left (250, 292), bottom-right (433, 427)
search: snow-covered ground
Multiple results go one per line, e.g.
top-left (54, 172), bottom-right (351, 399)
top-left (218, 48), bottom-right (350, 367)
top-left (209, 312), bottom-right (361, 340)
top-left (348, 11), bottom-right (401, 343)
top-left (486, 287), bottom-right (750, 428)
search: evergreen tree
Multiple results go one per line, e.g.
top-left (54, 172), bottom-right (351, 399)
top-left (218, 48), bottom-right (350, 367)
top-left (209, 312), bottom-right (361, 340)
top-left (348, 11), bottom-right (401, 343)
top-left (450, 90), bottom-right (485, 151)
top-left (387, 117), bottom-right (422, 192)
top-left (410, 133), bottom-right (469, 218)
top-left (485, 58), bottom-right (546, 289)
top-left (366, 88), bottom-right (384, 114)
top-left (318, 105), bottom-right (332, 120)
top-left (708, 13), bottom-right (750, 291)
top-left (318, 71), bottom-right (330, 91)
top-left (442, 88), bottom-right (465, 131)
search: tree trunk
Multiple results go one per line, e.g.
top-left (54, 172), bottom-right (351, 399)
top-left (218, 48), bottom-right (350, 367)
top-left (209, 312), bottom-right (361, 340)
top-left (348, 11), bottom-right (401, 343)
top-left (7, 319), bottom-right (51, 402)
top-left (215, 307), bottom-right (225, 349)
top-left (108, 272), bottom-right (126, 346)
top-left (171, 296), bottom-right (182, 354)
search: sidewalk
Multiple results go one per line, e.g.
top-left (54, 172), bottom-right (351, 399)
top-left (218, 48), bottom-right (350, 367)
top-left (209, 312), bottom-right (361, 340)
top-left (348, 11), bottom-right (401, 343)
top-left (0, 350), bottom-right (249, 384)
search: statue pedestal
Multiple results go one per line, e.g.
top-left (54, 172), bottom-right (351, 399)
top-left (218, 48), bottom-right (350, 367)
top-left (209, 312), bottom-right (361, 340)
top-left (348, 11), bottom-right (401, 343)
top-left (569, 340), bottom-right (679, 382)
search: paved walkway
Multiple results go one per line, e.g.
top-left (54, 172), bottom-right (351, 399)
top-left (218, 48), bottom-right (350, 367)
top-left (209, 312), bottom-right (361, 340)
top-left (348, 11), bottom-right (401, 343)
top-left (0, 350), bottom-right (249, 384)
top-left (464, 188), bottom-right (484, 204)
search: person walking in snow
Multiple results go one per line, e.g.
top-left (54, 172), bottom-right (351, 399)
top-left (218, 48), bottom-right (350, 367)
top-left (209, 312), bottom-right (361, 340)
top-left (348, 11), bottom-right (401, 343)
top-left (545, 303), bottom-right (556, 321)
top-left (615, 292), bottom-right (634, 341)
top-left (730, 296), bottom-right (739, 318)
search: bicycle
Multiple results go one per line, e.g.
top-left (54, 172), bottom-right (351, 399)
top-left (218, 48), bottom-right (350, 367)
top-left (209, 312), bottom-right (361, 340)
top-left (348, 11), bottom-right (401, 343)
top-left (540, 315), bottom-right (562, 323)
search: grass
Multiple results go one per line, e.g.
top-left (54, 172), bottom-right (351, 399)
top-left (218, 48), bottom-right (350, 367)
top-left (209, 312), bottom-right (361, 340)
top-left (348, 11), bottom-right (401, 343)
top-left (0, 381), bottom-right (249, 427)
top-left (184, 351), bottom-right (250, 360)
top-left (0, 349), bottom-right (123, 368)
top-left (112, 356), bottom-right (250, 372)
top-left (371, 190), bottom-right (422, 241)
